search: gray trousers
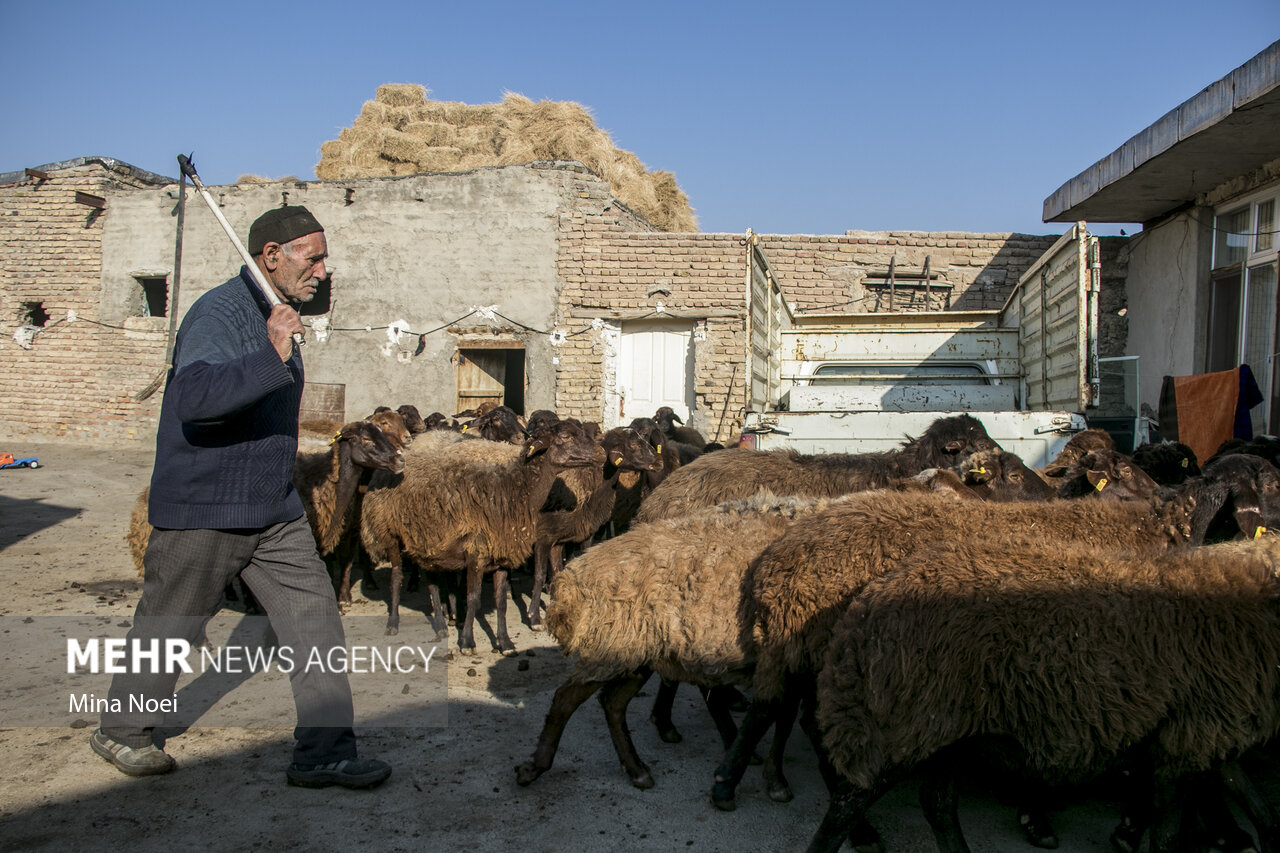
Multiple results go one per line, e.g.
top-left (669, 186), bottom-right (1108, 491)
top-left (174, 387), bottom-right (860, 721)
top-left (102, 515), bottom-right (356, 765)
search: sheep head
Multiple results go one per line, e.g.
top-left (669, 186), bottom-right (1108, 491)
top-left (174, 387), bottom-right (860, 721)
top-left (1057, 449), bottom-right (1159, 502)
top-left (905, 414), bottom-right (1000, 469)
top-left (465, 405), bottom-right (527, 445)
top-left (396, 404), bottom-right (428, 435)
top-left (1043, 428), bottom-right (1116, 478)
top-left (653, 405), bottom-right (683, 434)
top-left (1195, 454), bottom-right (1280, 541)
top-left (367, 410), bottom-right (412, 450)
top-left (601, 427), bottom-right (662, 474)
top-left (955, 449), bottom-right (1057, 502)
top-left (524, 418), bottom-right (603, 470)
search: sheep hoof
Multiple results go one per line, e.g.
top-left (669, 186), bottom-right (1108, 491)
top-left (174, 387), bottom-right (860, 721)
top-left (1018, 814), bottom-right (1059, 845)
top-left (766, 782), bottom-right (793, 803)
top-left (514, 761), bottom-right (542, 787)
top-left (459, 645), bottom-right (476, 655)
top-left (529, 622), bottom-right (544, 632)
top-left (385, 625), bottom-right (399, 636)
top-left (710, 781), bottom-right (737, 811)
top-left (629, 770), bottom-right (654, 790)
top-left (849, 820), bottom-right (885, 853)
top-left (498, 646), bottom-right (519, 658)
top-left (433, 630), bottom-right (448, 643)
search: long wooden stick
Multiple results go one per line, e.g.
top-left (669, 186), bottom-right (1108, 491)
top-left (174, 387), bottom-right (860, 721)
top-left (177, 154), bottom-right (303, 347)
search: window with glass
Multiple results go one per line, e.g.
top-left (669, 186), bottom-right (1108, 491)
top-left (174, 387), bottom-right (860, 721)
top-left (1209, 187), bottom-right (1280, 434)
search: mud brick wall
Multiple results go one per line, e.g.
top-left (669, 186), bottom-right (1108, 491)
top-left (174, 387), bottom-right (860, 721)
top-left (0, 161), bottom-right (170, 443)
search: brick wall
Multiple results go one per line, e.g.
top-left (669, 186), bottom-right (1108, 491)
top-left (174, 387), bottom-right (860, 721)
top-left (0, 160), bottom-right (170, 443)
top-left (553, 226), bottom-right (1065, 437)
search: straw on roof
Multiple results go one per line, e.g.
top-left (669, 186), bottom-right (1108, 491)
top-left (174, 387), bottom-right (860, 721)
top-left (315, 84), bottom-right (697, 231)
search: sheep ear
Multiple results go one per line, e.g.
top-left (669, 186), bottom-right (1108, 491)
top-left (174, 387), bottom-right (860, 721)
top-left (672, 412), bottom-right (683, 424)
top-left (964, 466), bottom-right (991, 485)
top-left (944, 439), bottom-right (965, 453)
top-left (1087, 470), bottom-right (1109, 491)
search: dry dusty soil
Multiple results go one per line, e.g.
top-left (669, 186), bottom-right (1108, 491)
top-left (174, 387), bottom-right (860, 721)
top-left (0, 440), bottom-right (1273, 852)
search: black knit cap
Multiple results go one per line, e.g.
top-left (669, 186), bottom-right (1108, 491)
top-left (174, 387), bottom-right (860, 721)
top-left (247, 205), bottom-right (325, 255)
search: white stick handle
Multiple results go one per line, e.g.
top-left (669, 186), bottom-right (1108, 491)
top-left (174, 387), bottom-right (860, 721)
top-left (181, 161), bottom-right (304, 347)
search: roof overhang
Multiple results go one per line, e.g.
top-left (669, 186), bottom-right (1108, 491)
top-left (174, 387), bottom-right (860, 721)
top-left (1043, 40), bottom-right (1280, 225)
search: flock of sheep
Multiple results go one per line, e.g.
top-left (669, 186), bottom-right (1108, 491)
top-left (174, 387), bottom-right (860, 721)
top-left (124, 402), bottom-right (1280, 853)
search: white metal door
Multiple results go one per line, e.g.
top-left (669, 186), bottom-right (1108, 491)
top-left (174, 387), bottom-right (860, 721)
top-left (619, 319), bottom-right (694, 422)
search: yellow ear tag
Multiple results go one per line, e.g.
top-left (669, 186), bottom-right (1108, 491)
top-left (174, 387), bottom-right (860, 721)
top-left (527, 445), bottom-right (535, 457)
top-left (656, 445), bottom-right (662, 454)
top-left (1095, 477), bottom-right (1109, 491)
top-left (1256, 526), bottom-right (1268, 540)
top-left (329, 431), bottom-right (342, 446)
top-left (612, 454), bottom-right (623, 465)
top-left (462, 425), bottom-right (469, 433)
top-left (1181, 458), bottom-right (1189, 468)
top-left (968, 467), bottom-right (987, 475)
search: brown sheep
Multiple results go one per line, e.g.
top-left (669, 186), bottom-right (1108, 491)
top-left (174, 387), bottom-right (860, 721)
top-left (516, 495), bottom-right (829, 790)
top-left (1038, 427), bottom-right (1115, 482)
top-left (713, 455), bottom-right (1280, 817)
top-left (808, 535), bottom-right (1280, 853)
top-left (711, 490), bottom-right (1198, 813)
top-left (527, 426), bottom-right (662, 631)
top-left (1054, 447), bottom-right (1160, 501)
top-left (360, 418), bottom-right (602, 651)
top-left (635, 413), bottom-right (999, 524)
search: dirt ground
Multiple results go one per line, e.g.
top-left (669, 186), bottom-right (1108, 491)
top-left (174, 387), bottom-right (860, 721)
top-left (0, 439), bottom-right (1263, 852)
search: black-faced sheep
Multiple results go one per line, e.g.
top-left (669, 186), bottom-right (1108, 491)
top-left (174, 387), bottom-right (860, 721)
top-left (635, 413), bottom-right (999, 524)
top-left (807, 535), bottom-right (1280, 853)
top-left (360, 419), bottom-right (601, 651)
top-left (462, 404), bottom-right (527, 444)
top-left (527, 426), bottom-right (662, 631)
top-left (396, 404), bottom-right (428, 435)
top-left (654, 405), bottom-right (707, 450)
top-left (606, 416), bottom-right (682, 535)
top-left (1131, 440), bottom-right (1200, 485)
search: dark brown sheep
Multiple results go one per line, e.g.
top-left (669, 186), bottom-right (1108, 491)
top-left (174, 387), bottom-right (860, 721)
top-left (396, 404), bottom-right (428, 434)
top-left (1131, 440), bottom-right (1200, 485)
top-left (1039, 427), bottom-right (1115, 481)
top-left (635, 413), bottom-right (999, 524)
top-left (1054, 447), bottom-right (1161, 501)
top-left (527, 426), bottom-right (662, 630)
top-left (808, 535), bottom-right (1280, 853)
top-left (360, 419), bottom-right (602, 651)
top-left (654, 405), bottom-right (707, 450)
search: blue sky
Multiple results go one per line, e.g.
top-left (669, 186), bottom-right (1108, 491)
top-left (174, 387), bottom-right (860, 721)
top-left (3, 1), bottom-right (1277, 237)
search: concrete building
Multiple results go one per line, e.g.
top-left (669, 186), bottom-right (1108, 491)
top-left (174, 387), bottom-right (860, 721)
top-left (1044, 38), bottom-right (1280, 436)
top-left (3, 156), bottom-right (1066, 444)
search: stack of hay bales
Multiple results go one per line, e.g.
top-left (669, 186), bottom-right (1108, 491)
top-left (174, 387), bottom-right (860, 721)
top-left (315, 83), bottom-right (697, 232)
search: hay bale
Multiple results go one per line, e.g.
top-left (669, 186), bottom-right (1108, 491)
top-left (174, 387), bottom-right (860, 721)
top-left (316, 85), bottom-right (698, 231)
top-left (376, 83), bottom-right (428, 107)
top-left (236, 174), bottom-right (271, 184)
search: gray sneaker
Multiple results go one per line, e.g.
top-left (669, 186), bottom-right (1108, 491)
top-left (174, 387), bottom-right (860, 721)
top-left (286, 757), bottom-right (391, 789)
top-left (90, 729), bottom-right (176, 776)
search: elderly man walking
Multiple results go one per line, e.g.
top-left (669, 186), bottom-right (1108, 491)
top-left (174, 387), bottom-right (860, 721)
top-left (92, 205), bottom-right (390, 789)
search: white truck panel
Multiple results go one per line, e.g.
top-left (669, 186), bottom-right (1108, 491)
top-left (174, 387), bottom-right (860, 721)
top-left (747, 410), bottom-right (1086, 469)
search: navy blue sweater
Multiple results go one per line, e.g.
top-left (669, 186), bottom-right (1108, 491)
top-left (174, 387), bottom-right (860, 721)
top-left (148, 267), bottom-right (306, 529)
